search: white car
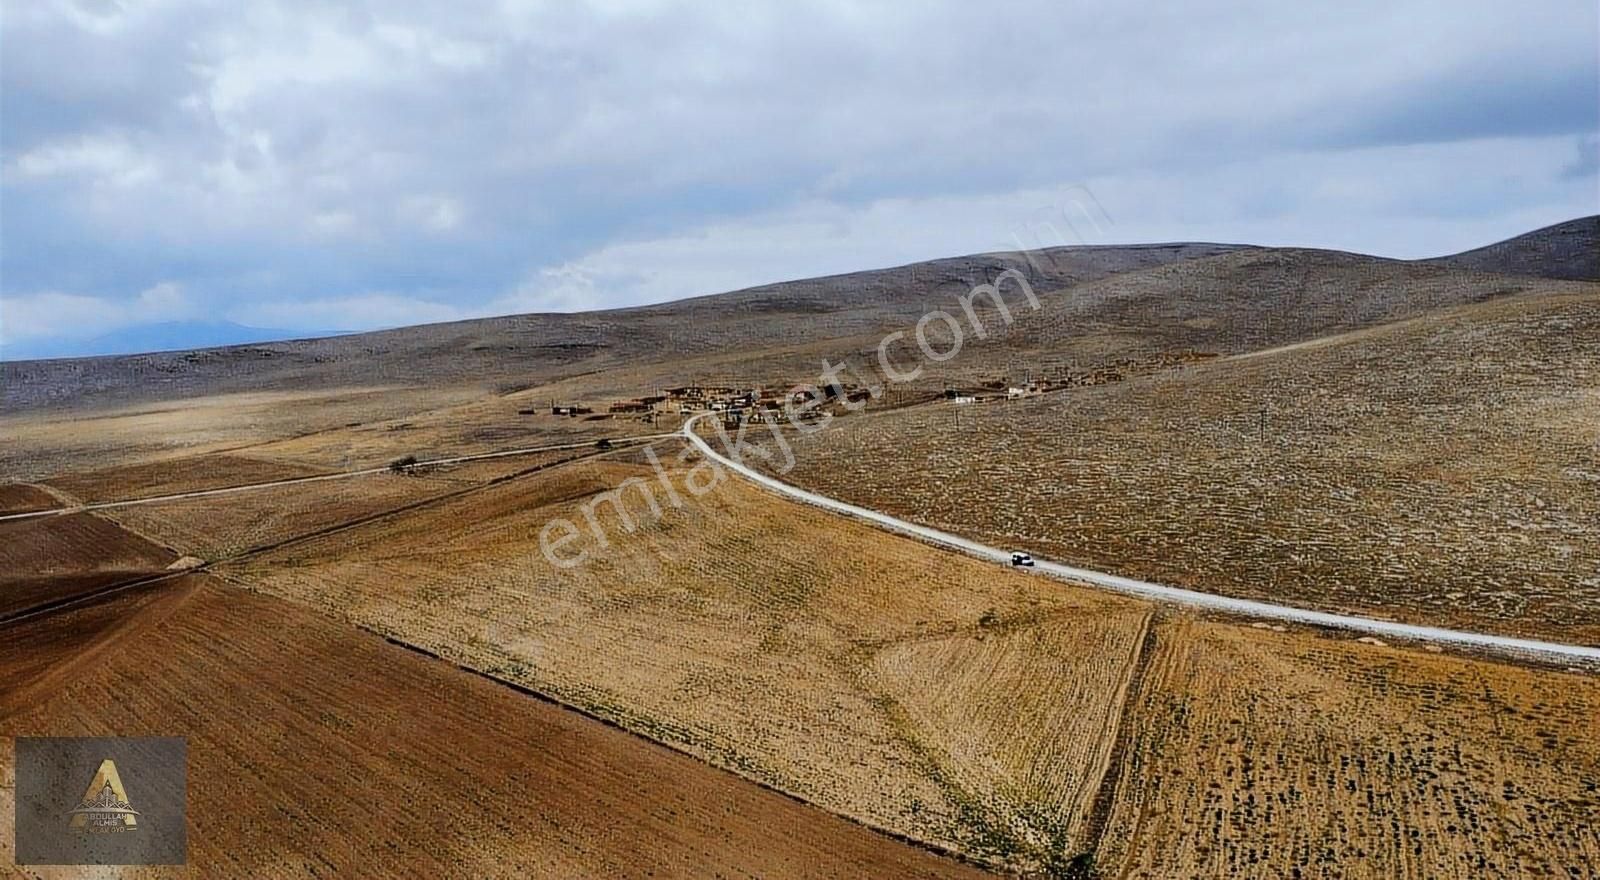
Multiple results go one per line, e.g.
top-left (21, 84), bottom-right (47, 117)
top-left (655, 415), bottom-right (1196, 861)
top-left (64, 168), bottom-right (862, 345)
top-left (1010, 552), bottom-right (1035, 567)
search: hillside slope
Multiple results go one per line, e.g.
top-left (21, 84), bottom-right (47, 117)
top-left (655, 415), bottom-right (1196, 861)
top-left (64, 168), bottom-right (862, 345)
top-left (1424, 215), bottom-right (1599, 281)
top-left (0, 243), bottom-right (1242, 413)
top-left (775, 285), bottom-right (1600, 644)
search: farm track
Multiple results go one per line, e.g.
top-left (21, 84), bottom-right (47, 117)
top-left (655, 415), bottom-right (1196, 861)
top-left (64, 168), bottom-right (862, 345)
top-left (1076, 613), bottom-right (1161, 856)
top-left (684, 415), bottom-right (1600, 665)
top-left (0, 444), bottom-right (635, 629)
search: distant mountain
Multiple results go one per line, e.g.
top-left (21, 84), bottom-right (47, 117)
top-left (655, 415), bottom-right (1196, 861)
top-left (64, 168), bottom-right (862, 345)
top-left (1424, 216), bottom-right (1600, 281)
top-left (5, 216), bottom-right (1597, 413)
top-left (0, 321), bottom-right (346, 362)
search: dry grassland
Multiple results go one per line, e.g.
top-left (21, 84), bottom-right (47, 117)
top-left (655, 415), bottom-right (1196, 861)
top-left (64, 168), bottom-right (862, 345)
top-left (1097, 619), bottom-right (1600, 879)
top-left (778, 290), bottom-right (1600, 644)
top-left (102, 449), bottom-right (590, 560)
top-left (220, 449), bottom-right (1150, 869)
top-left (0, 512), bottom-right (176, 618)
top-left (243, 392), bottom-right (668, 471)
top-left (0, 385), bottom-right (485, 482)
top-left (0, 578), bottom-right (992, 879)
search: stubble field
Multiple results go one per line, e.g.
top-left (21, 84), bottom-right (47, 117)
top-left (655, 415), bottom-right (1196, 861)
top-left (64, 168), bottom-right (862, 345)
top-left (1098, 619), bottom-right (1600, 879)
top-left (100, 448), bottom-right (598, 561)
top-left (0, 385), bottom-right (487, 482)
top-left (43, 453), bottom-right (331, 503)
top-left (218, 448), bottom-right (1153, 870)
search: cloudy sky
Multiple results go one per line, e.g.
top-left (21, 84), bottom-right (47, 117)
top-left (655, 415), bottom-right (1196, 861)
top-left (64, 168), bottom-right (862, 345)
top-left (3, 0), bottom-right (1597, 358)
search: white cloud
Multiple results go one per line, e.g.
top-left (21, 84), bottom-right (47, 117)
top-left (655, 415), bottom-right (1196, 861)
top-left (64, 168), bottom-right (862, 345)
top-left (136, 280), bottom-right (189, 313)
top-left (10, 134), bottom-right (157, 186)
top-left (226, 293), bottom-right (468, 332)
top-left (0, 281), bottom-right (194, 346)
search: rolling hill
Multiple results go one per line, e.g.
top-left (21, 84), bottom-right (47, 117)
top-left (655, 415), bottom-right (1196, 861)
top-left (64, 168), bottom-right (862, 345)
top-left (1423, 215), bottom-right (1600, 281)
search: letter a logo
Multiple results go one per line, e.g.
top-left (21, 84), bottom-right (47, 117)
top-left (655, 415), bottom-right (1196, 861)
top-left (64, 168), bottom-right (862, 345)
top-left (67, 759), bottom-right (140, 832)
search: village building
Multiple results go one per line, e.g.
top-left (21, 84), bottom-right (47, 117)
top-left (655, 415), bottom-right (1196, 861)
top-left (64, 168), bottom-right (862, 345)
top-left (551, 404), bottom-right (593, 416)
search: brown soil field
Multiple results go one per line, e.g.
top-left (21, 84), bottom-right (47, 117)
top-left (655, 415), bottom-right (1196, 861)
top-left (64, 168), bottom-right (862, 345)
top-left (102, 449), bottom-right (596, 560)
top-left (0, 484), bottom-right (61, 516)
top-left (775, 290), bottom-right (1600, 644)
top-left (1096, 618), bottom-right (1600, 879)
top-left (220, 449), bottom-right (1152, 870)
top-left (0, 512), bottom-right (176, 618)
top-left (44, 452), bottom-right (332, 503)
top-left (0, 577), bottom-right (994, 878)
top-left (0, 579), bottom-right (201, 721)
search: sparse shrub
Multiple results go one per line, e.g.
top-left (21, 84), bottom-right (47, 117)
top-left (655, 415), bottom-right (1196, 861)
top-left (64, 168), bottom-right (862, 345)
top-left (389, 455), bottom-right (419, 474)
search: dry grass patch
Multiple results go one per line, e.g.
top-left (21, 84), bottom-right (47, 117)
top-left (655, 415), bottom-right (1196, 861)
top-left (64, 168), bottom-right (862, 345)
top-left (102, 449), bottom-right (589, 560)
top-left (0, 385), bottom-right (482, 482)
top-left (872, 608), bottom-right (1151, 866)
top-left (44, 452), bottom-right (331, 503)
top-left (242, 392), bottom-right (666, 470)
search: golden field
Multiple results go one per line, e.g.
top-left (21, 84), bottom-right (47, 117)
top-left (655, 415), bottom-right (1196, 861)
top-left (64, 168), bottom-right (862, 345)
top-left (219, 448), bottom-right (1152, 870)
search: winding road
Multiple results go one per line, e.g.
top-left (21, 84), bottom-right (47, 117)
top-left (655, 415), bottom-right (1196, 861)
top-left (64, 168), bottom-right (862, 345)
top-left (683, 415), bottom-right (1600, 665)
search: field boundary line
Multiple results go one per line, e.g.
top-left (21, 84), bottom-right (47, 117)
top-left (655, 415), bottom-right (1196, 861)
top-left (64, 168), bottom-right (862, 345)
top-left (684, 415), bottom-right (1600, 665)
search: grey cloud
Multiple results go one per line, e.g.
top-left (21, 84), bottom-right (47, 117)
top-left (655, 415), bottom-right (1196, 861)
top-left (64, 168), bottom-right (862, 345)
top-left (1, 0), bottom-right (1596, 358)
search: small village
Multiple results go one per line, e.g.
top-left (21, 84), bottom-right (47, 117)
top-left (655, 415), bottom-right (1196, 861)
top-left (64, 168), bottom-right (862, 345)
top-left (544, 350), bottom-right (1222, 427)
